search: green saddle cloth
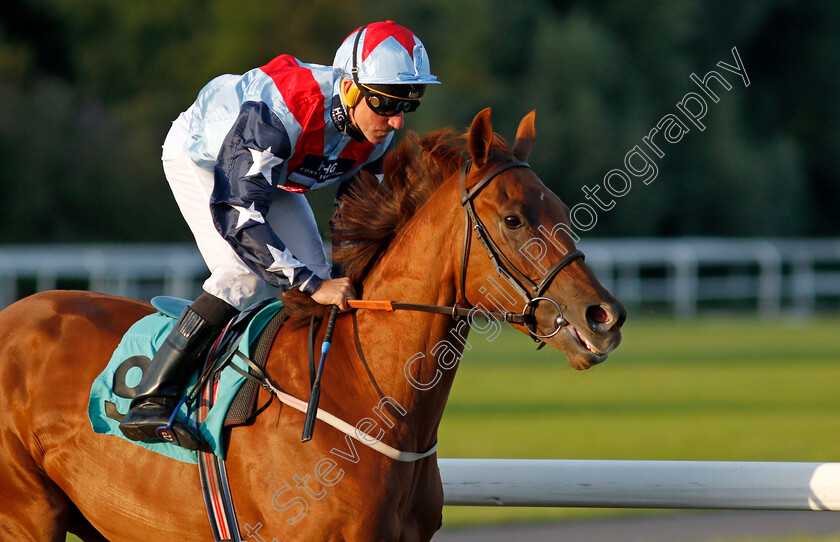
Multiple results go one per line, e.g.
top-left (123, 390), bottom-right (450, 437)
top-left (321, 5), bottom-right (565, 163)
top-left (88, 298), bottom-right (283, 464)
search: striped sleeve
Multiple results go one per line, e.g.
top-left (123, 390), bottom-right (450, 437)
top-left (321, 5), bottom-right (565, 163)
top-left (210, 100), bottom-right (323, 294)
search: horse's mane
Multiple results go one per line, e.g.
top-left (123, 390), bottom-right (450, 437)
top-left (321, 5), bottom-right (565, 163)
top-left (331, 128), bottom-right (467, 283)
top-left (281, 125), bottom-right (511, 323)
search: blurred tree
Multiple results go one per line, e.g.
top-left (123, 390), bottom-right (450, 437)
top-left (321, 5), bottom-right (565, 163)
top-left (0, 0), bottom-right (836, 243)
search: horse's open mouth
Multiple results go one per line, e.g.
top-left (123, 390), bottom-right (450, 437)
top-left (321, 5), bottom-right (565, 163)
top-left (573, 326), bottom-right (603, 355)
top-left (565, 324), bottom-right (608, 368)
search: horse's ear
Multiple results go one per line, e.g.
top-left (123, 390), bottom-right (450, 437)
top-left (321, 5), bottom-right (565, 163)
top-left (468, 107), bottom-right (494, 168)
top-left (513, 110), bottom-right (537, 162)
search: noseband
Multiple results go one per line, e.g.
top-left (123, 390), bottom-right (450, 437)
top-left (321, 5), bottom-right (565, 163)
top-left (459, 159), bottom-right (584, 339)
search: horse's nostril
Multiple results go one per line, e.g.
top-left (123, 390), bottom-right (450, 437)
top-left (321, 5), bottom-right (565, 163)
top-left (587, 305), bottom-right (610, 324)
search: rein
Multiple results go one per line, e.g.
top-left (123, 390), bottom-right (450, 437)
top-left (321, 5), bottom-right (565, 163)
top-left (346, 299), bottom-right (528, 324)
top-left (347, 159), bottom-right (585, 340)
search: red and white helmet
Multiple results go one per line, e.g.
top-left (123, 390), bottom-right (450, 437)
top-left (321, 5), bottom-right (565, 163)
top-left (333, 21), bottom-right (440, 86)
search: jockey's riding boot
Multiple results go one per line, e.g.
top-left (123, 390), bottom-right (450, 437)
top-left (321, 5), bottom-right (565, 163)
top-left (118, 293), bottom-right (238, 450)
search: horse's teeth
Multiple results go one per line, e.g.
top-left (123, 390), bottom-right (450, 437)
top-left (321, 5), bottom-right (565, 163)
top-left (574, 327), bottom-right (600, 354)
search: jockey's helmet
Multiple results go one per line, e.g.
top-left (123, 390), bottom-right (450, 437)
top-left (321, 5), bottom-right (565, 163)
top-left (333, 21), bottom-right (439, 115)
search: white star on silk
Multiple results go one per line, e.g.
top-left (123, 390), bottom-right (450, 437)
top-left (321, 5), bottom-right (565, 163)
top-left (233, 203), bottom-right (265, 229)
top-left (245, 146), bottom-right (283, 183)
top-left (265, 244), bottom-right (299, 284)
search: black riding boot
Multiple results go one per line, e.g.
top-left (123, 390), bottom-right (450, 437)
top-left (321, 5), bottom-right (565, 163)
top-left (119, 293), bottom-right (237, 450)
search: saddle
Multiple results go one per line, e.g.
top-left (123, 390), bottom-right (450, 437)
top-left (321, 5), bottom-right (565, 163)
top-left (88, 296), bottom-right (288, 463)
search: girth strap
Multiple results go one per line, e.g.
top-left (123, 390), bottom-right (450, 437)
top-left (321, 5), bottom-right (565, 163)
top-left (197, 331), bottom-right (243, 542)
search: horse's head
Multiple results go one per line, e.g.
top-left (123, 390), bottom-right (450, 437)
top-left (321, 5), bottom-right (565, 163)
top-left (330, 107), bottom-right (624, 369)
top-left (460, 108), bottom-right (626, 369)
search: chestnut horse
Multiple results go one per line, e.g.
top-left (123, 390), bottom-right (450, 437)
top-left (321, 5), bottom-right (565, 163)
top-left (0, 109), bottom-right (625, 541)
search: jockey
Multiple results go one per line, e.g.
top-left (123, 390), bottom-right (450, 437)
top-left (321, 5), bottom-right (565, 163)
top-left (119, 21), bottom-right (439, 449)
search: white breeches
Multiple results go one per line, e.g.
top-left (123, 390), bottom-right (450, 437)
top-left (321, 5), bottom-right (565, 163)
top-left (161, 109), bottom-right (331, 310)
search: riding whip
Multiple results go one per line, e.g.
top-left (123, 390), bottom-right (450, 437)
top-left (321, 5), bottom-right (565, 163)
top-left (301, 305), bottom-right (339, 442)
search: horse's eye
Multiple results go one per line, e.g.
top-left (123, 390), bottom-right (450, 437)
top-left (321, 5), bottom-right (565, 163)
top-left (504, 215), bottom-right (522, 229)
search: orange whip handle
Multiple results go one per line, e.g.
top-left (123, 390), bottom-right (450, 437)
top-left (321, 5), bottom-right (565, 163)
top-left (347, 299), bottom-right (395, 311)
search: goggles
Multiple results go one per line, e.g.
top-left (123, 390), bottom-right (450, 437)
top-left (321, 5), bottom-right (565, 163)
top-left (351, 24), bottom-right (423, 117)
top-left (358, 84), bottom-right (421, 116)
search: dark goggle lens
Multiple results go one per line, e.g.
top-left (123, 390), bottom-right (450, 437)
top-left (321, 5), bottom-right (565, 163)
top-left (366, 93), bottom-right (420, 116)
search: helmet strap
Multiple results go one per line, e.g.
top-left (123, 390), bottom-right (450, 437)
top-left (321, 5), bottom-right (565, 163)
top-left (339, 24), bottom-right (370, 143)
top-left (351, 24), bottom-right (367, 89)
top-left (344, 119), bottom-right (367, 143)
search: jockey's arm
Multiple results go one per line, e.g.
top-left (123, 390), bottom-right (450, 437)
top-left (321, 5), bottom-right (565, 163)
top-left (209, 101), bottom-right (325, 296)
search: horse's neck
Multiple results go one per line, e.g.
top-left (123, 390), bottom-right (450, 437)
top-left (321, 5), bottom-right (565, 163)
top-left (355, 179), bottom-right (465, 449)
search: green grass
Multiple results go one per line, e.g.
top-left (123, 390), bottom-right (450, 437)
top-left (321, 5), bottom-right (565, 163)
top-left (68, 316), bottom-right (840, 541)
top-left (437, 316), bottom-right (840, 532)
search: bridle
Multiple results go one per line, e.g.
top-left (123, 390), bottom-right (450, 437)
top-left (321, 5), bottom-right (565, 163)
top-left (350, 158), bottom-right (584, 341)
top-left (458, 159), bottom-right (584, 339)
